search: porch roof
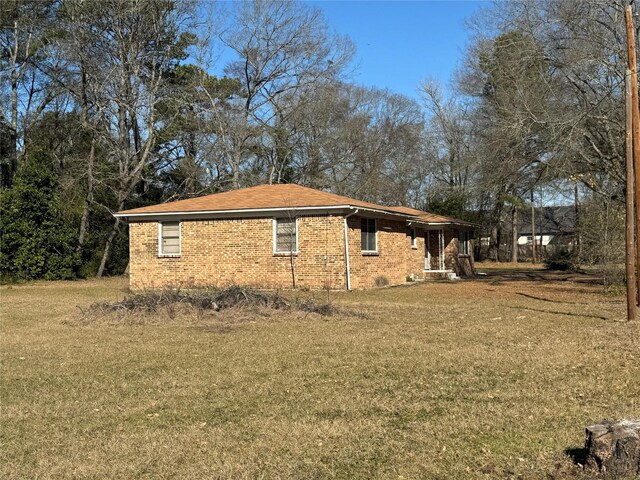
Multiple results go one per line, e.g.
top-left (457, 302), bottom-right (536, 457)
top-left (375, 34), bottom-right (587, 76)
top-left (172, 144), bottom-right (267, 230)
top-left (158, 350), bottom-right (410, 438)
top-left (388, 206), bottom-right (478, 228)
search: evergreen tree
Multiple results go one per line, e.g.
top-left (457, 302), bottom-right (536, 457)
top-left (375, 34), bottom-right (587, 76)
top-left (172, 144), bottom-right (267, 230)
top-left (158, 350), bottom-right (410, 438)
top-left (0, 151), bottom-right (79, 280)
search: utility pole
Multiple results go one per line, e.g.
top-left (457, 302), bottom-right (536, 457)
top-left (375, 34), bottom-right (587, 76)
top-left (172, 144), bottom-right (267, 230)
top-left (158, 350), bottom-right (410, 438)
top-left (531, 190), bottom-right (537, 265)
top-left (625, 69), bottom-right (637, 321)
top-left (624, 3), bottom-right (640, 305)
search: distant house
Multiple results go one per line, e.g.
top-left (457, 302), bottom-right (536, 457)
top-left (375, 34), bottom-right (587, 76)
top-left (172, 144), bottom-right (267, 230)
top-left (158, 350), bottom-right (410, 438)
top-left (114, 184), bottom-right (476, 290)
top-left (518, 206), bottom-right (577, 246)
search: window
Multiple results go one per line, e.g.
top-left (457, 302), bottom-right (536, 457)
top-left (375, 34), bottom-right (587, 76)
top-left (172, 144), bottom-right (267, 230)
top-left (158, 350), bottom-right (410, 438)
top-left (159, 221), bottom-right (181, 256)
top-left (410, 228), bottom-right (417, 248)
top-left (274, 217), bottom-right (298, 253)
top-left (360, 218), bottom-right (377, 252)
top-left (458, 231), bottom-right (470, 256)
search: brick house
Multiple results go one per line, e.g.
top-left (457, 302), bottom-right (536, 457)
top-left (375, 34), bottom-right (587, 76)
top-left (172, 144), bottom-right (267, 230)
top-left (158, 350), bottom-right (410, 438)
top-left (114, 184), bottom-right (476, 290)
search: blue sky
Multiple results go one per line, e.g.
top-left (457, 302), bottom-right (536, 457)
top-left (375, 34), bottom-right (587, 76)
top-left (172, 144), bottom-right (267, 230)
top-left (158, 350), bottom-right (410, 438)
top-left (211, 1), bottom-right (486, 101)
top-left (310, 0), bottom-right (485, 100)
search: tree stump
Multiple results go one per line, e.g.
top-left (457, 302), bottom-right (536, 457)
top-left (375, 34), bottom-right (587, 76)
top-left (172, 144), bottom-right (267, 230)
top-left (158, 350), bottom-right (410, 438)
top-left (457, 256), bottom-right (475, 277)
top-left (584, 419), bottom-right (640, 477)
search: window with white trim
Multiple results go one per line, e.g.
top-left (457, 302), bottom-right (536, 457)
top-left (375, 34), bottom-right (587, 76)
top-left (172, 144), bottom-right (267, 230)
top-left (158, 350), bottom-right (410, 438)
top-left (360, 218), bottom-right (377, 252)
top-left (458, 230), bottom-right (470, 256)
top-left (410, 228), bottom-right (417, 248)
top-left (274, 217), bottom-right (298, 253)
top-left (159, 221), bottom-right (181, 256)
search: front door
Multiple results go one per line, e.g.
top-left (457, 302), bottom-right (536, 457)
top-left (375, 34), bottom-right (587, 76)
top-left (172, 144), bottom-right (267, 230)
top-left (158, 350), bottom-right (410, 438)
top-left (425, 230), bottom-right (444, 271)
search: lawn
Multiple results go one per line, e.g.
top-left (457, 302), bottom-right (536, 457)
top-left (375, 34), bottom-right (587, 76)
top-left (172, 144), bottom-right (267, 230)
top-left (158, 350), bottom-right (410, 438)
top-left (1, 270), bottom-right (638, 479)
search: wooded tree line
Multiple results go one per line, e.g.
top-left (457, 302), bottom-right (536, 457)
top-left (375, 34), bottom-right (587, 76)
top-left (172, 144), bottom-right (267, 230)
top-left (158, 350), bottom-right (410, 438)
top-left (425, 0), bottom-right (636, 269)
top-left (0, 0), bottom-right (636, 280)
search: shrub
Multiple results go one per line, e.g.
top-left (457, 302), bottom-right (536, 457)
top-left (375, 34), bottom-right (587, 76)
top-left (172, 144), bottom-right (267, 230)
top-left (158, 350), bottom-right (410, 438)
top-left (0, 153), bottom-right (80, 281)
top-left (601, 265), bottom-right (625, 295)
top-left (544, 249), bottom-right (576, 271)
top-left (375, 276), bottom-right (389, 287)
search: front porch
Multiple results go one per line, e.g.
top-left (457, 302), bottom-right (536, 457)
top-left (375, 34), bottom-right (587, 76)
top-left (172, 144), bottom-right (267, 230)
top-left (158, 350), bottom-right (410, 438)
top-left (420, 226), bottom-right (475, 278)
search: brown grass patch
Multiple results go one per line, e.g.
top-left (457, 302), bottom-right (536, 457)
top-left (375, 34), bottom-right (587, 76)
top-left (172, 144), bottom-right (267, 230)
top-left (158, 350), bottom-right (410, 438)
top-left (1, 273), bottom-right (638, 479)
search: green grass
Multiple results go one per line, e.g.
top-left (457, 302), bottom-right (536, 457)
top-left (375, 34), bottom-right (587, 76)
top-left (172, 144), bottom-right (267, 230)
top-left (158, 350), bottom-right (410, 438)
top-left (1, 273), bottom-right (638, 479)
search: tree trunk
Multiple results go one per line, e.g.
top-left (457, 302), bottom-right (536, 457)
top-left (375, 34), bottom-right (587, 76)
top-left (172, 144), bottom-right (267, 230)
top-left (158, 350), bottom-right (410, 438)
top-left (232, 148), bottom-right (241, 189)
top-left (489, 225), bottom-right (498, 262)
top-left (531, 190), bottom-right (537, 264)
top-left (76, 138), bottom-right (95, 253)
top-left (76, 59), bottom-right (95, 254)
top-left (10, 21), bottom-right (19, 176)
top-left (96, 217), bottom-right (121, 278)
top-left (511, 205), bottom-right (518, 263)
top-left (268, 163), bottom-right (276, 184)
top-left (489, 200), bottom-right (503, 262)
top-left (290, 253), bottom-right (296, 288)
top-left (574, 183), bottom-right (581, 258)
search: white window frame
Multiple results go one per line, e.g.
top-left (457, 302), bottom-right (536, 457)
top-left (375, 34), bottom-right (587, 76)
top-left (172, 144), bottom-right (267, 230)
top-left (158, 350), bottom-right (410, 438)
top-left (360, 218), bottom-right (378, 254)
top-left (273, 217), bottom-right (299, 255)
top-left (158, 221), bottom-right (181, 257)
top-left (410, 228), bottom-right (417, 248)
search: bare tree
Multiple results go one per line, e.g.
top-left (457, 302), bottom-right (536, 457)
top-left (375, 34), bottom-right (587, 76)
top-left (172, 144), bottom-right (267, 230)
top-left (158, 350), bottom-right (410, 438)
top-left (476, 0), bottom-right (637, 202)
top-left (217, 0), bottom-right (354, 188)
top-left (61, 0), bottom-right (200, 277)
top-left (0, 0), bottom-right (59, 184)
top-left (420, 79), bottom-right (481, 219)
top-left (454, 24), bottom-right (559, 260)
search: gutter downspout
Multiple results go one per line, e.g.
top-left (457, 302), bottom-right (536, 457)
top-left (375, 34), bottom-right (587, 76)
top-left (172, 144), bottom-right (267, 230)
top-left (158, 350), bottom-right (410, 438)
top-left (343, 208), bottom-right (359, 291)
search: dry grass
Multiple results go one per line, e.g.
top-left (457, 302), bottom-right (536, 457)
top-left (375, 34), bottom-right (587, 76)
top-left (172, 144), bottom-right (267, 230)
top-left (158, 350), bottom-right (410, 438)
top-left (1, 272), bottom-right (639, 479)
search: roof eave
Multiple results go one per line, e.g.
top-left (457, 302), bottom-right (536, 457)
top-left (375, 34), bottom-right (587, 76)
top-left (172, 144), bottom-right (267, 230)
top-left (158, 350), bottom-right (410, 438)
top-left (114, 205), bottom-right (353, 221)
top-left (114, 204), bottom-right (416, 222)
top-left (114, 203), bottom-right (480, 227)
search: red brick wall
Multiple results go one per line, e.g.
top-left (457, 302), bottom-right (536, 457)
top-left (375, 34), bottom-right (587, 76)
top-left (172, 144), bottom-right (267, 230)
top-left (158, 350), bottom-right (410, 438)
top-left (128, 214), bottom-right (464, 291)
top-left (443, 229), bottom-right (475, 275)
top-left (346, 216), bottom-right (427, 289)
top-left (129, 215), bottom-right (347, 290)
top-left (444, 229), bottom-right (458, 271)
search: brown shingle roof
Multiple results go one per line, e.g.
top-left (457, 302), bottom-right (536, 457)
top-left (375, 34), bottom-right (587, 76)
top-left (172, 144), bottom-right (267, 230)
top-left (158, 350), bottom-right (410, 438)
top-left (115, 183), bottom-right (475, 226)
top-left (387, 205), bottom-right (475, 226)
top-left (387, 206), bottom-right (451, 223)
top-left (117, 184), bottom-right (401, 216)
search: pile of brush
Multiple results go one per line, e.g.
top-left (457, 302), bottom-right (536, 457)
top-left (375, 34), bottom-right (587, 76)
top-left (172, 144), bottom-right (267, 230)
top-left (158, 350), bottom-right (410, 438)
top-left (79, 285), bottom-right (351, 323)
